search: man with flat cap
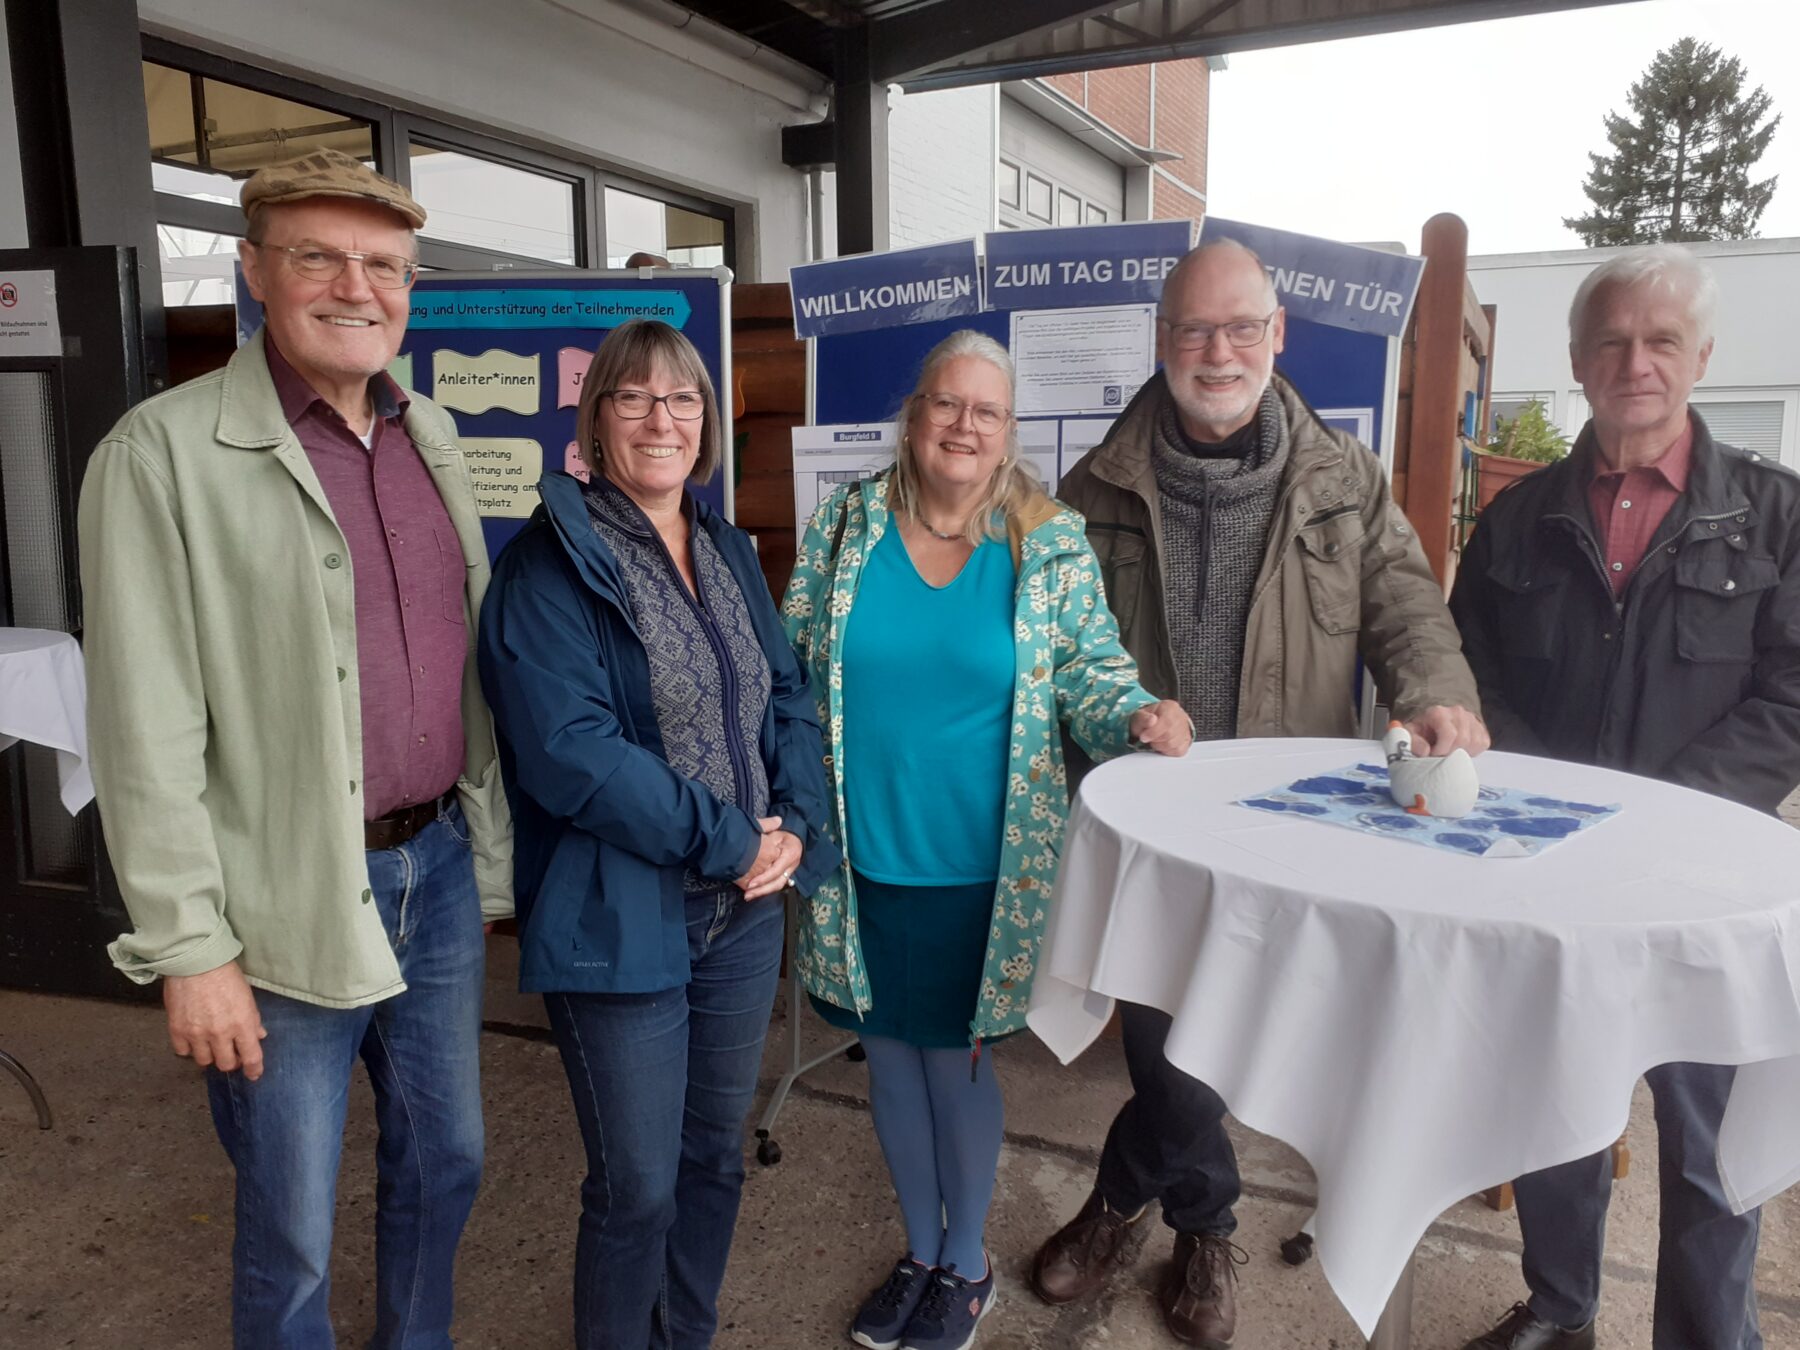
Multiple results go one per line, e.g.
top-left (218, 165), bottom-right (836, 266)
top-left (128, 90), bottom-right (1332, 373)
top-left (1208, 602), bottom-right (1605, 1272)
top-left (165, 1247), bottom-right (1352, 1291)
top-left (79, 148), bottom-right (512, 1348)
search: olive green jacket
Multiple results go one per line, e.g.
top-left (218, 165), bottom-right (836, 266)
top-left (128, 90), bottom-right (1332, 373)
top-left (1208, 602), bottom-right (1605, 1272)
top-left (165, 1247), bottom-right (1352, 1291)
top-left (1058, 372), bottom-right (1480, 737)
top-left (78, 329), bottom-right (512, 1008)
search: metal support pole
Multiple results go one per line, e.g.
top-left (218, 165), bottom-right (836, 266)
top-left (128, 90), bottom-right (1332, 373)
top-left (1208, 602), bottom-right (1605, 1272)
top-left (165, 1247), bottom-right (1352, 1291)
top-left (0, 1047), bottom-right (52, 1129)
top-left (1366, 1247), bottom-right (1416, 1350)
top-left (832, 25), bottom-right (888, 257)
top-left (752, 892), bottom-right (859, 1165)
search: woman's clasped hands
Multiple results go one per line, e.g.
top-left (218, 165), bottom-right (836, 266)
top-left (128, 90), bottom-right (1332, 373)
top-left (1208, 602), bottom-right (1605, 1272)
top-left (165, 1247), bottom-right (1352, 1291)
top-left (738, 815), bottom-right (803, 899)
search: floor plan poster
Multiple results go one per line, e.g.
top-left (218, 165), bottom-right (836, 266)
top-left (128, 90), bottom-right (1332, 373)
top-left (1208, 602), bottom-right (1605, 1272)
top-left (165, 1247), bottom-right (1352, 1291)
top-left (791, 423), bottom-right (896, 528)
top-left (396, 269), bottom-right (732, 559)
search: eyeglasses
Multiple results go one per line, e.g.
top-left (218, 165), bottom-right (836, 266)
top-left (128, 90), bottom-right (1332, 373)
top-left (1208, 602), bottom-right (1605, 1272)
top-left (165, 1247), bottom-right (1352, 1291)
top-left (919, 393), bottom-right (1013, 436)
top-left (1160, 312), bottom-right (1278, 351)
top-left (603, 389), bottom-right (706, 420)
top-left (260, 244), bottom-right (418, 290)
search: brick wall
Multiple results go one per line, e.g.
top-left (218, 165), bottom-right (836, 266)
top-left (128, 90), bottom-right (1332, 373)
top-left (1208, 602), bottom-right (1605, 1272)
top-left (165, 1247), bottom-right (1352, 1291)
top-left (887, 85), bottom-right (994, 247)
top-left (1152, 175), bottom-right (1203, 228)
top-left (1027, 58), bottom-right (1210, 221)
top-left (1086, 66), bottom-right (1153, 148)
top-left (1151, 59), bottom-right (1209, 198)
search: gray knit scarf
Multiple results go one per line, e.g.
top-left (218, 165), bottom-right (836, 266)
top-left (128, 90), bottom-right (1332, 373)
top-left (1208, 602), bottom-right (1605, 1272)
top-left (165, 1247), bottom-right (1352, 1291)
top-left (1151, 384), bottom-right (1289, 740)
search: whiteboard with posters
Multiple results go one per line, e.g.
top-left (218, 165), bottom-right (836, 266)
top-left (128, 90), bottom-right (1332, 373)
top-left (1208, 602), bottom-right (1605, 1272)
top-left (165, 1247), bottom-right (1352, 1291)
top-left (794, 218), bottom-right (1425, 529)
top-left (239, 265), bottom-right (734, 560)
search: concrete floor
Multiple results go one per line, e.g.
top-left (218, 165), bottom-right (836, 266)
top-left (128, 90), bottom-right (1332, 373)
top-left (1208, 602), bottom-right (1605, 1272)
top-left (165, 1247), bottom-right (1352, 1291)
top-left (2, 946), bottom-right (1798, 1350)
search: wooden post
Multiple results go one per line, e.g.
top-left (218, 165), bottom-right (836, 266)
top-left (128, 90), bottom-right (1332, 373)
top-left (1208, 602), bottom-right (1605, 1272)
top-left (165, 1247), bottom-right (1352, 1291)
top-left (1403, 214), bottom-right (1470, 588)
top-left (730, 283), bottom-right (807, 600)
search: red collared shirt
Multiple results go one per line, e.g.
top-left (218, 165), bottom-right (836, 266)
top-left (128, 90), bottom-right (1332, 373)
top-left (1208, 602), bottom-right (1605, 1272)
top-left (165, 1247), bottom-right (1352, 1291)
top-left (267, 338), bottom-right (467, 820)
top-left (1586, 420), bottom-right (1693, 599)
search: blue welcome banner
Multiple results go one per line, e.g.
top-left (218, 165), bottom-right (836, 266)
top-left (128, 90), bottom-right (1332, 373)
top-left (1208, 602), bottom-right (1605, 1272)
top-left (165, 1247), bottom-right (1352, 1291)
top-left (408, 288), bottom-right (691, 329)
top-left (1199, 217), bottom-right (1424, 339)
top-left (790, 239), bottom-right (981, 340)
top-left (983, 220), bottom-right (1192, 311)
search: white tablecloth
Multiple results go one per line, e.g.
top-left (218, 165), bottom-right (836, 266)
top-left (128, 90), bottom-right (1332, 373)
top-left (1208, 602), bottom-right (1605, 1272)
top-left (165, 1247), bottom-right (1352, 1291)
top-left (1028, 738), bottom-right (1800, 1338)
top-left (0, 627), bottom-right (92, 814)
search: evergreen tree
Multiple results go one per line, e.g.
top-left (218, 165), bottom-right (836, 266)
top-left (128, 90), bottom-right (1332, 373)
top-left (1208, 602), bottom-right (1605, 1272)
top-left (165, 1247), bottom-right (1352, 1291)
top-left (1565, 38), bottom-right (1780, 246)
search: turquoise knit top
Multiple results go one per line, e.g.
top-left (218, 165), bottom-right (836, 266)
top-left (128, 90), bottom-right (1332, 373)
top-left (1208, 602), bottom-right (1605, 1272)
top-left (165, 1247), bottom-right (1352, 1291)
top-left (840, 527), bottom-right (1016, 885)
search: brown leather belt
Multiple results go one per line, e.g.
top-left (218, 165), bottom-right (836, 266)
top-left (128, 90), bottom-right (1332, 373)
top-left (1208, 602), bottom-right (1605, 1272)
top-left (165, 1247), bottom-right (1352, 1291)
top-left (365, 790), bottom-right (454, 852)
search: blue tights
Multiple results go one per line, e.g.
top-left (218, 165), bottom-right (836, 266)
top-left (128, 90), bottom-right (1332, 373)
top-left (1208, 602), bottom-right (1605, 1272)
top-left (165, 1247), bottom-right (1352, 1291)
top-left (859, 1035), bottom-right (1004, 1276)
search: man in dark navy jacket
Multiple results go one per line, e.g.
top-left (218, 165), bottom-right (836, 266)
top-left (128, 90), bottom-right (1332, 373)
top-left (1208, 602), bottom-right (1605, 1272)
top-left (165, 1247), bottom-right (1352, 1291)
top-left (1451, 244), bottom-right (1799, 1350)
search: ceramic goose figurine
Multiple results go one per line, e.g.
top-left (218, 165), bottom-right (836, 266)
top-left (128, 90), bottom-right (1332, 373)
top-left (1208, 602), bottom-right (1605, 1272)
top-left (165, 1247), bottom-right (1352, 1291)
top-left (1381, 721), bottom-right (1480, 818)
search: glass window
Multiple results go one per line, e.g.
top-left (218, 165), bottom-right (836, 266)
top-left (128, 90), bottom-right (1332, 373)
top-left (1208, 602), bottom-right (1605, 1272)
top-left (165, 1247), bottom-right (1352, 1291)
top-left (1057, 190), bottom-right (1082, 226)
top-left (1694, 400), bottom-right (1785, 454)
top-left (1025, 174), bottom-right (1052, 222)
top-left (158, 223), bottom-right (242, 307)
top-left (410, 142), bottom-right (577, 263)
top-left (604, 186), bottom-right (727, 269)
top-left (1487, 394), bottom-right (1555, 439)
top-left (1086, 203), bottom-right (1108, 224)
top-left (142, 46), bottom-right (737, 278)
top-left (997, 159), bottom-right (1021, 209)
top-left (143, 60), bottom-right (375, 203)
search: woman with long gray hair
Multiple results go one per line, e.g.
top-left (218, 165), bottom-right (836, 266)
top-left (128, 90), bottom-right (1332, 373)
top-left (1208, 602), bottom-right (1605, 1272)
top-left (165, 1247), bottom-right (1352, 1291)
top-left (782, 329), bottom-right (1191, 1350)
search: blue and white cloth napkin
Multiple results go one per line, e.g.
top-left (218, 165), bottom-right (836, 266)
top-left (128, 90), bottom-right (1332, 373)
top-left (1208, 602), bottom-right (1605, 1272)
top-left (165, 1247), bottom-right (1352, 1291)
top-left (1235, 760), bottom-right (1620, 858)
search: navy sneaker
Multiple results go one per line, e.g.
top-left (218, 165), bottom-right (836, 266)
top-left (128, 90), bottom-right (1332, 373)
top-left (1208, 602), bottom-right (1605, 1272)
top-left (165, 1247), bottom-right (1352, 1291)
top-left (901, 1256), bottom-right (997, 1350)
top-left (850, 1254), bottom-right (933, 1350)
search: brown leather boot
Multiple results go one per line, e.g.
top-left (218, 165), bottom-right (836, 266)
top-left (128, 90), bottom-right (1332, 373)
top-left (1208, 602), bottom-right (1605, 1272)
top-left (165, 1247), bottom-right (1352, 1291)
top-left (1160, 1232), bottom-right (1244, 1348)
top-left (1029, 1188), bottom-right (1152, 1305)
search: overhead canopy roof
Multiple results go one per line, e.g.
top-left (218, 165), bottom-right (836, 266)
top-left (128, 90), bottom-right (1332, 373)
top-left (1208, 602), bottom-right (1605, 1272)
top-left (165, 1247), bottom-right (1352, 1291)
top-left (680, 0), bottom-right (1636, 91)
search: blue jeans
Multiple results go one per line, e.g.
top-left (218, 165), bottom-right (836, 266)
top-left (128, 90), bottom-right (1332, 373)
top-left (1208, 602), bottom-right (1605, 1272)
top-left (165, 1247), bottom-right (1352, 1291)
top-left (544, 889), bottom-right (784, 1350)
top-left (1517, 1061), bottom-right (1762, 1348)
top-left (205, 803), bottom-right (487, 1350)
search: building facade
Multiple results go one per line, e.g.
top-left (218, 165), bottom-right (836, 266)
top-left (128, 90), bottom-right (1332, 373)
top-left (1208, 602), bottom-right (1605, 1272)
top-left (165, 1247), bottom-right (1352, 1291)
top-left (1469, 238), bottom-right (1800, 468)
top-left (0, 4), bottom-right (1216, 314)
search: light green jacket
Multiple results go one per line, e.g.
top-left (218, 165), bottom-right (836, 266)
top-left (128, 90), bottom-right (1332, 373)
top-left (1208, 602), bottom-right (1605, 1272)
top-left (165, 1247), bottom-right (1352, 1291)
top-left (780, 474), bottom-right (1155, 1043)
top-left (77, 329), bottom-right (513, 1009)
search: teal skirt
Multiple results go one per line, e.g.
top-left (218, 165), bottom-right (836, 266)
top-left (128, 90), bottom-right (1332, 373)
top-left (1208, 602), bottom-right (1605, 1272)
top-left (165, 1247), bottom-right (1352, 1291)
top-left (812, 870), bottom-right (997, 1048)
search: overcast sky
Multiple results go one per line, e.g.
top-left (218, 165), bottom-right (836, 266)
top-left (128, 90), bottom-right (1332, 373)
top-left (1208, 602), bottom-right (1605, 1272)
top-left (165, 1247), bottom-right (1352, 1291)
top-left (1205, 0), bottom-right (1800, 257)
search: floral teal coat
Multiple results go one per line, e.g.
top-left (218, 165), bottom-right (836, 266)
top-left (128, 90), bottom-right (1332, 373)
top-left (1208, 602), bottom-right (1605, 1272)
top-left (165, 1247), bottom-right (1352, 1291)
top-left (779, 472), bottom-right (1157, 1044)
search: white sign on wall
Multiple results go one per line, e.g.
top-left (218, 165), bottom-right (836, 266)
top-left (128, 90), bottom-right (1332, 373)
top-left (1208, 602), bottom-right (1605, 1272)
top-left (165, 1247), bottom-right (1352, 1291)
top-left (0, 271), bottom-right (63, 358)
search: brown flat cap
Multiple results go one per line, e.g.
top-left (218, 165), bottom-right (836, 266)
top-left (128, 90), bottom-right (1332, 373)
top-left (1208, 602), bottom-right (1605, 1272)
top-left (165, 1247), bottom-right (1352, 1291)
top-left (241, 147), bottom-right (426, 229)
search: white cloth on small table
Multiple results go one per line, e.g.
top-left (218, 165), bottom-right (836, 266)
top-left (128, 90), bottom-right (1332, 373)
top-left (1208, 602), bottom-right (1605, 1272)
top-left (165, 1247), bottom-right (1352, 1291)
top-left (0, 627), bottom-right (93, 815)
top-left (1028, 738), bottom-right (1800, 1339)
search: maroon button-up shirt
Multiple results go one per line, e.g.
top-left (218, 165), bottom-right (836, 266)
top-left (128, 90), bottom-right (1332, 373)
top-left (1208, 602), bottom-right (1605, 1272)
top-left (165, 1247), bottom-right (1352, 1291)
top-left (268, 339), bottom-right (468, 820)
top-left (1586, 419), bottom-right (1693, 599)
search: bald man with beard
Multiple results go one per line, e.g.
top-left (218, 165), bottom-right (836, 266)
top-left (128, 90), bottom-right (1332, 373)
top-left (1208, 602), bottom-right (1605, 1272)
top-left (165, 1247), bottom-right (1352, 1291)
top-left (1033, 238), bottom-right (1485, 1348)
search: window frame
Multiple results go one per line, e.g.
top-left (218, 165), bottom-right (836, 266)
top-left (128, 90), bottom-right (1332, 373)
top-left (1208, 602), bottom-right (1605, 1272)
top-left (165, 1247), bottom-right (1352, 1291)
top-left (997, 157), bottom-right (1021, 210)
top-left (1686, 387), bottom-right (1798, 465)
top-left (141, 36), bottom-right (736, 276)
top-left (1486, 392), bottom-right (1557, 440)
top-left (144, 39), bottom-right (390, 245)
top-left (401, 122), bottom-right (593, 268)
top-left (154, 219), bottom-right (246, 308)
top-left (599, 181), bottom-right (734, 271)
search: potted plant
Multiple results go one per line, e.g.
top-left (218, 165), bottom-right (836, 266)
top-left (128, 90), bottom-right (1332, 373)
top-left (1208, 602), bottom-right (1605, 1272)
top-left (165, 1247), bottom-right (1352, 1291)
top-left (1472, 401), bottom-right (1569, 513)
